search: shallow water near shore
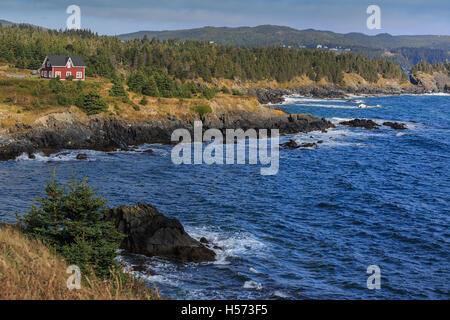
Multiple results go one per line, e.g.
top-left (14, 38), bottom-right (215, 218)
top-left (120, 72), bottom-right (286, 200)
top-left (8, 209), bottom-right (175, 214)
top-left (0, 95), bottom-right (449, 299)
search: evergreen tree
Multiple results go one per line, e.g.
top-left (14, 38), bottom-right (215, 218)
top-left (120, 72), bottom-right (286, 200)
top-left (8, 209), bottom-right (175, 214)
top-left (19, 176), bottom-right (124, 278)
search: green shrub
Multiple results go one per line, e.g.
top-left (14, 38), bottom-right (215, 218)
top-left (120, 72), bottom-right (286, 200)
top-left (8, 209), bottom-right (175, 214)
top-left (66, 75), bottom-right (74, 81)
top-left (220, 86), bottom-right (231, 94)
top-left (33, 100), bottom-right (40, 108)
top-left (109, 81), bottom-right (127, 97)
top-left (49, 77), bottom-right (65, 94)
top-left (132, 104), bottom-right (141, 111)
top-left (232, 89), bottom-right (243, 96)
top-left (139, 96), bottom-right (148, 106)
top-left (192, 104), bottom-right (212, 116)
top-left (18, 176), bottom-right (124, 278)
top-left (57, 94), bottom-right (72, 107)
top-left (77, 91), bottom-right (108, 115)
top-left (201, 87), bottom-right (218, 100)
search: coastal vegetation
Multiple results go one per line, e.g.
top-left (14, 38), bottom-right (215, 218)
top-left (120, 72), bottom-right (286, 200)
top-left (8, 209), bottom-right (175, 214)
top-left (17, 176), bottom-right (122, 278)
top-left (411, 61), bottom-right (450, 75)
top-left (0, 24), bottom-right (407, 86)
top-left (0, 175), bottom-right (159, 300)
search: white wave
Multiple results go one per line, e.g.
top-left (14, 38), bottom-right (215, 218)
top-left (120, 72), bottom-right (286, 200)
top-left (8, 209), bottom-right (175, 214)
top-left (419, 92), bottom-right (450, 96)
top-left (288, 127), bottom-right (371, 149)
top-left (15, 150), bottom-right (102, 162)
top-left (273, 290), bottom-right (289, 298)
top-left (249, 267), bottom-right (262, 274)
top-left (186, 226), bottom-right (267, 265)
top-left (243, 280), bottom-right (263, 290)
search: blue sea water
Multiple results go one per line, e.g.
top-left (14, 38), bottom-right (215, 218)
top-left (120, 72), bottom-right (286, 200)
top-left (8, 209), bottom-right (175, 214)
top-left (0, 94), bottom-right (449, 299)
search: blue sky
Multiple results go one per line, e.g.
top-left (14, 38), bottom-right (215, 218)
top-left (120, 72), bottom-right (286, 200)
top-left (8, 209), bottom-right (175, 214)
top-left (1, 0), bottom-right (449, 35)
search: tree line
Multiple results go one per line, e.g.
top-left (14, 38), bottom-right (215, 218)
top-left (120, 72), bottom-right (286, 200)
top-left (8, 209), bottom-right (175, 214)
top-left (0, 24), bottom-right (408, 86)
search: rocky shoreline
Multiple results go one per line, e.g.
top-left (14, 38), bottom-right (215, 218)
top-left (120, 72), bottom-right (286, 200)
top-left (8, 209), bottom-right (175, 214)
top-left (0, 107), bottom-right (334, 161)
top-left (248, 84), bottom-right (437, 104)
top-left (248, 72), bottom-right (450, 104)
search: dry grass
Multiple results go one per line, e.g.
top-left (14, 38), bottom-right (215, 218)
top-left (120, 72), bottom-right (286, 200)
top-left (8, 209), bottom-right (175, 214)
top-left (0, 225), bottom-right (160, 300)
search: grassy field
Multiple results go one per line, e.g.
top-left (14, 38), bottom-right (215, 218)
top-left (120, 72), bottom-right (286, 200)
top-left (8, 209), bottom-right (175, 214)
top-left (0, 64), bottom-right (266, 131)
top-left (0, 225), bottom-right (159, 300)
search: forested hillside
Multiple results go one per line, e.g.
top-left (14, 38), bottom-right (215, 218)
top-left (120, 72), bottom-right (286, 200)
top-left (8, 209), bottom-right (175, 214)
top-left (119, 25), bottom-right (450, 69)
top-left (0, 24), bottom-right (407, 87)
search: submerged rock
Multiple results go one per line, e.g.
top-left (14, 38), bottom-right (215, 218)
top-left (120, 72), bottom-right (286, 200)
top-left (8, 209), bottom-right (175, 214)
top-left (76, 153), bottom-right (88, 160)
top-left (383, 122), bottom-right (408, 130)
top-left (142, 149), bottom-right (155, 155)
top-left (340, 119), bottom-right (379, 130)
top-left (280, 139), bottom-right (300, 149)
top-left (104, 203), bottom-right (216, 262)
top-left (280, 140), bottom-right (318, 149)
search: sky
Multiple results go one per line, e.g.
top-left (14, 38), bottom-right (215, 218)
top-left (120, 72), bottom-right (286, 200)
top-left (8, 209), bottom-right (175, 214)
top-left (0, 0), bottom-right (449, 36)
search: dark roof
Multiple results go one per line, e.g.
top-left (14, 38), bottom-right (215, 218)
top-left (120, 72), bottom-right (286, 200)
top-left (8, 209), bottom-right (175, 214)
top-left (45, 55), bottom-right (86, 67)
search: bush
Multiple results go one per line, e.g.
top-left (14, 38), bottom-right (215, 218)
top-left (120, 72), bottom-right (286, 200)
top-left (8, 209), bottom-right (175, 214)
top-left (109, 81), bottom-right (127, 97)
top-left (220, 86), bottom-right (231, 94)
top-left (49, 77), bottom-right (65, 94)
top-left (57, 94), bottom-right (72, 107)
top-left (132, 104), bottom-right (141, 111)
top-left (18, 176), bottom-right (124, 278)
top-left (139, 96), bottom-right (148, 105)
top-left (232, 89), bottom-right (243, 96)
top-left (77, 91), bottom-right (108, 115)
top-left (201, 87), bottom-right (218, 100)
top-left (66, 75), bottom-right (74, 81)
top-left (192, 104), bottom-right (212, 116)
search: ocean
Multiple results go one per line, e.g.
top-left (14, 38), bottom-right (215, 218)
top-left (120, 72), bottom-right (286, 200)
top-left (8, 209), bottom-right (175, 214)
top-left (0, 94), bottom-right (448, 299)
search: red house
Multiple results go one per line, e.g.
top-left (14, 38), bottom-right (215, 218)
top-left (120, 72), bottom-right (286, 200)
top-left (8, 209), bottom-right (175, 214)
top-left (40, 55), bottom-right (86, 81)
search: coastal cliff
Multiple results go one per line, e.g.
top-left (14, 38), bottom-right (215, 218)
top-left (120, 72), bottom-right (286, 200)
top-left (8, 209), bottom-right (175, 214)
top-left (0, 100), bottom-right (333, 161)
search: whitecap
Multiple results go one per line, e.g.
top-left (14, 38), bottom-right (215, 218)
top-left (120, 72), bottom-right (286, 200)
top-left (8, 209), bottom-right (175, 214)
top-left (273, 290), bottom-right (289, 298)
top-left (243, 280), bottom-right (263, 290)
top-left (249, 267), bottom-right (261, 274)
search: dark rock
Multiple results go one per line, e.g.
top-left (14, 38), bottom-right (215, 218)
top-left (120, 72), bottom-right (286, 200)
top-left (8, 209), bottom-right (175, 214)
top-left (28, 153), bottom-right (36, 159)
top-left (299, 142), bottom-right (318, 149)
top-left (76, 153), bottom-right (88, 160)
top-left (0, 108), bottom-right (335, 161)
top-left (317, 140), bottom-right (324, 144)
top-left (280, 139), bottom-right (300, 149)
top-left (143, 149), bottom-right (155, 155)
top-left (213, 245), bottom-right (223, 250)
top-left (199, 237), bottom-right (209, 244)
top-left (104, 203), bottom-right (216, 262)
top-left (340, 119), bottom-right (379, 130)
top-left (383, 122), bottom-right (408, 130)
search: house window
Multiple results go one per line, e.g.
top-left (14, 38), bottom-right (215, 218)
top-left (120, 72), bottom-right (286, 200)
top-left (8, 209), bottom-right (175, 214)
top-left (44, 71), bottom-right (47, 77)
top-left (76, 72), bottom-right (82, 79)
top-left (48, 71), bottom-right (52, 78)
top-left (55, 71), bottom-right (61, 78)
top-left (66, 72), bottom-right (72, 77)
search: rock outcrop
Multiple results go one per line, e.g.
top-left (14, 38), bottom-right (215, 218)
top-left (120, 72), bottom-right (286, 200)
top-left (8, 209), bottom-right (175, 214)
top-left (104, 203), bottom-right (216, 262)
top-left (0, 108), bottom-right (335, 161)
top-left (410, 72), bottom-right (450, 93)
top-left (383, 122), bottom-right (408, 130)
top-left (340, 119), bottom-right (380, 130)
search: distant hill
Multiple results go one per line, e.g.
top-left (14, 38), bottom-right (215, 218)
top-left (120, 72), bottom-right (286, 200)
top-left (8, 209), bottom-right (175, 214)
top-left (119, 25), bottom-right (450, 69)
top-left (0, 19), bottom-right (15, 27)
